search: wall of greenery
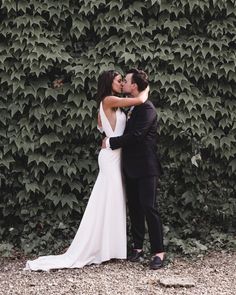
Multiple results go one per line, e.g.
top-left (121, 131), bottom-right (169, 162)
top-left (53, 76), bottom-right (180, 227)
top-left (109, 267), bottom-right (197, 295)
top-left (0, 0), bottom-right (235, 256)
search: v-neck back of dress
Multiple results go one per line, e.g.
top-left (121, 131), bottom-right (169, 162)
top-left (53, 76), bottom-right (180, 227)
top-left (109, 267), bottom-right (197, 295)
top-left (99, 102), bottom-right (126, 137)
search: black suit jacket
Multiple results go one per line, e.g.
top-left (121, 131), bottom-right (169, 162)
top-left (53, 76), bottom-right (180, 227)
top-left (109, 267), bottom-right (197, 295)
top-left (110, 100), bottom-right (162, 178)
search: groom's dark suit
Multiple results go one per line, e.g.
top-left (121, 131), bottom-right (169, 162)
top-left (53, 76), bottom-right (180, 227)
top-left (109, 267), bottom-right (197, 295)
top-left (110, 100), bottom-right (164, 254)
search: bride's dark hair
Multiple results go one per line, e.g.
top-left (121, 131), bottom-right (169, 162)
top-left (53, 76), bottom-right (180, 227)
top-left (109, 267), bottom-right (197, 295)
top-left (97, 70), bottom-right (119, 105)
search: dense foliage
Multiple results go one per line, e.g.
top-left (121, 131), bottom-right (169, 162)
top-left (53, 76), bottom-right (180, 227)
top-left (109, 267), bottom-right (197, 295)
top-left (0, 0), bottom-right (235, 256)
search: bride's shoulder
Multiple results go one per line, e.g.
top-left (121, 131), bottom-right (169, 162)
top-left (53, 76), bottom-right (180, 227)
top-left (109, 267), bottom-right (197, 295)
top-left (103, 95), bottom-right (116, 103)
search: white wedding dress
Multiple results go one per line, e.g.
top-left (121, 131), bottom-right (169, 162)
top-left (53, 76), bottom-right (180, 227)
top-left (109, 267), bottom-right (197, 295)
top-left (24, 103), bottom-right (127, 271)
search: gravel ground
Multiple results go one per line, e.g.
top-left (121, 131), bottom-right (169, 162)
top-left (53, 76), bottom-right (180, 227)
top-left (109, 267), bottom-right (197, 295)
top-left (0, 251), bottom-right (235, 295)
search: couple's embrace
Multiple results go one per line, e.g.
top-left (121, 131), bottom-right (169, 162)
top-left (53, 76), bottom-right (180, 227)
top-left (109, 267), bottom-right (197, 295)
top-left (25, 69), bottom-right (164, 271)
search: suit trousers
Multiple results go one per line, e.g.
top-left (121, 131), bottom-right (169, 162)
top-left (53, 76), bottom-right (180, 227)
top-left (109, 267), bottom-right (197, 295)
top-left (125, 175), bottom-right (164, 254)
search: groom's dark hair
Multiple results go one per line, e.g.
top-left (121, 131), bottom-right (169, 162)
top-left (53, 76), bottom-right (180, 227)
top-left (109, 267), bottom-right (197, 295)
top-left (127, 68), bottom-right (149, 92)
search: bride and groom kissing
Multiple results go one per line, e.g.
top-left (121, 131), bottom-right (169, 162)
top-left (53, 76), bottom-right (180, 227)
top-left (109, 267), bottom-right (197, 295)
top-left (25, 68), bottom-right (165, 272)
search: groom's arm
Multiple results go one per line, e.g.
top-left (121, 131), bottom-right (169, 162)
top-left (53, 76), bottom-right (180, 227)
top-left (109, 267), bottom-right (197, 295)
top-left (109, 104), bottom-right (156, 150)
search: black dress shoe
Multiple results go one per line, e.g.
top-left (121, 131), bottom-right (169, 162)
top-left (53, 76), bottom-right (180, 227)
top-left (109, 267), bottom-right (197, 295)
top-left (128, 249), bottom-right (144, 262)
top-left (149, 255), bottom-right (164, 270)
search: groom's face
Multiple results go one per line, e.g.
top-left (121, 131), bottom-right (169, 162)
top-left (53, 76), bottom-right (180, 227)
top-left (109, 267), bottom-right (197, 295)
top-left (122, 73), bottom-right (133, 95)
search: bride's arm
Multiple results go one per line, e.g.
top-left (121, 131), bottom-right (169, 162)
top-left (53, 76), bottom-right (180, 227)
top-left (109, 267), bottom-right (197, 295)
top-left (103, 86), bottom-right (149, 109)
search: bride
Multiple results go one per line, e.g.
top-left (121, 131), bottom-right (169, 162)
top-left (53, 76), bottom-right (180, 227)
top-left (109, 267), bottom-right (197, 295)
top-left (24, 70), bottom-right (148, 271)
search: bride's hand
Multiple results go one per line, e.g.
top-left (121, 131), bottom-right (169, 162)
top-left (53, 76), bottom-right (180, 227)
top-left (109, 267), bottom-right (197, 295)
top-left (137, 85), bottom-right (150, 103)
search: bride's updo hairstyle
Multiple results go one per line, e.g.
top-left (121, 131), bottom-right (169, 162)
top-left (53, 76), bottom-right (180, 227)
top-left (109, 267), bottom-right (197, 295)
top-left (97, 70), bottom-right (119, 105)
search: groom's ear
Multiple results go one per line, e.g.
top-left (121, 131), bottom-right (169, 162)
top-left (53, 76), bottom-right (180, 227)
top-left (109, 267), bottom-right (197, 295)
top-left (132, 83), bottom-right (138, 91)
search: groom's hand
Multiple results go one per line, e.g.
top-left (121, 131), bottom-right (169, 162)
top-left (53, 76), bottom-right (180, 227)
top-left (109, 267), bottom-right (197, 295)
top-left (102, 137), bottom-right (108, 149)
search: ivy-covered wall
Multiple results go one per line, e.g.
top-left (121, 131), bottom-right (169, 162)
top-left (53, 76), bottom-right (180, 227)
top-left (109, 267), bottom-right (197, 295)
top-left (0, 0), bottom-right (235, 255)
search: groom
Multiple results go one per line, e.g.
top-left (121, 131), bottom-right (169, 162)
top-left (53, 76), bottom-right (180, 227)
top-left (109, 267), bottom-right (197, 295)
top-left (102, 69), bottom-right (165, 269)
